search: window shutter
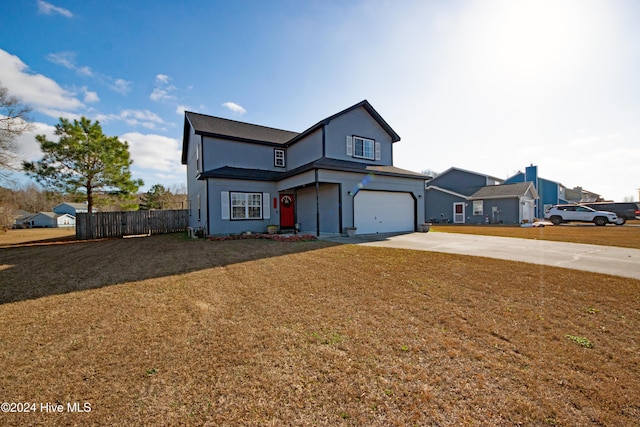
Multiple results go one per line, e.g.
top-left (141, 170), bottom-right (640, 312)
top-left (375, 142), bottom-right (381, 161)
top-left (263, 193), bottom-right (270, 219)
top-left (346, 136), bottom-right (353, 156)
top-left (221, 191), bottom-right (229, 220)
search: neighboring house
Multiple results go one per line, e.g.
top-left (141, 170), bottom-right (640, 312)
top-left (425, 167), bottom-right (538, 224)
top-left (563, 186), bottom-right (602, 203)
top-left (181, 100), bottom-right (428, 236)
top-left (504, 165), bottom-right (602, 215)
top-left (53, 202), bottom-right (89, 216)
top-left (18, 212), bottom-right (76, 228)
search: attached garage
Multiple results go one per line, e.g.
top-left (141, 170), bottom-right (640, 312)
top-left (354, 190), bottom-right (415, 234)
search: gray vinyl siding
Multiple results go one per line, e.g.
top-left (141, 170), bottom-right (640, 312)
top-left (207, 178), bottom-right (278, 235)
top-left (287, 128), bottom-right (322, 169)
top-left (324, 106), bottom-right (393, 165)
top-left (480, 198), bottom-right (520, 224)
top-left (427, 169), bottom-right (488, 195)
top-left (424, 190), bottom-right (466, 223)
top-left (295, 184), bottom-right (341, 234)
top-left (202, 136), bottom-right (283, 171)
top-left (186, 127), bottom-right (207, 229)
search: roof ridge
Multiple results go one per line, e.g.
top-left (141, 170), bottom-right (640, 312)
top-left (185, 111), bottom-right (299, 135)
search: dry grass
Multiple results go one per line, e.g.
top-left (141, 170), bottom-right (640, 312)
top-left (1, 232), bottom-right (639, 426)
top-left (0, 228), bottom-right (76, 247)
top-left (432, 224), bottom-right (640, 249)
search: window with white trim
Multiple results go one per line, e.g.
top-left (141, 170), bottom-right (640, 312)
top-left (274, 149), bottom-right (285, 167)
top-left (353, 136), bottom-right (375, 160)
top-left (473, 200), bottom-right (483, 215)
top-left (231, 192), bottom-right (263, 220)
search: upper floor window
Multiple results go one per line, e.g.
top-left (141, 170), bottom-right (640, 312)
top-left (274, 149), bottom-right (285, 167)
top-left (353, 137), bottom-right (375, 160)
top-left (347, 136), bottom-right (381, 161)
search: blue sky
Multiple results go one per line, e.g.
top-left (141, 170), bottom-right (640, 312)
top-left (1, 0), bottom-right (639, 201)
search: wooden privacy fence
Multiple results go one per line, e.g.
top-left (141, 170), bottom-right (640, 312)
top-left (76, 209), bottom-right (189, 240)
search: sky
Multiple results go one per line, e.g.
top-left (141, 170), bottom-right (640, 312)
top-left (1, 0), bottom-right (639, 202)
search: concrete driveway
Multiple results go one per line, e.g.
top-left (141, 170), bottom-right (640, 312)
top-left (326, 232), bottom-right (640, 280)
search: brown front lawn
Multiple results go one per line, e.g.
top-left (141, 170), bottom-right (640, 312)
top-left (0, 234), bottom-right (638, 426)
top-left (0, 228), bottom-right (76, 247)
top-left (432, 224), bottom-right (640, 249)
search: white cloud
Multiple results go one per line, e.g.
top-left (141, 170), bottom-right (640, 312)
top-left (155, 74), bottom-right (170, 84)
top-left (175, 105), bottom-right (190, 115)
top-left (81, 87), bottom-right (100, 103)
top-left (150, 88), bottom-right (175, 102)
top-left (37, 0), bottom-right (73, 18)
top-left (0, 48), bottom-right (84, 116)
top-left (222, 102), bottom-right (246, 115)
top-left (12, 121), bottom-right (57, 165)
top-left (46, 52), bottom-right (94, 77)
top-left (110, 78), bottom-right (132, 95)
top-left (150, 74), bottom-right (176, 102)
top-left (96, 109), bottom-right (167, 130)
top-left (120, 132), bottom-right (183, 174)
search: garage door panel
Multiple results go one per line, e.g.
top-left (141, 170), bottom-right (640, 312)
top-left (354, 191), bottom-right (414, 234)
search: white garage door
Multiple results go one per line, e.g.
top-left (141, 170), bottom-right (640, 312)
top-left (354, 191), bottom-right (415, 234)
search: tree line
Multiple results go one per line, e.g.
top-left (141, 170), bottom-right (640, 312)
top-left (1, 81), bottom-right (186, 227)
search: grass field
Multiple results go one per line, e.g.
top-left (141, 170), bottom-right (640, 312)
top-left (1, 229), bottom-right (639, 425)
top-left (431, 223), bottom-right (640, 249)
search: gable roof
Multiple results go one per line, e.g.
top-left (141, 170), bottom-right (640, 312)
top-left (54, 202), bottom-right (88, 210)
top-left (426, 182), bottom-right (539, 200)
top-left (181, 100), bottom-right (400, 164)
top-left (288, 100), bottom-right (400, 145)
top-left (470, 182), bottom-right (539, 199)
top-left (434, 166), bottom-right (504, 184)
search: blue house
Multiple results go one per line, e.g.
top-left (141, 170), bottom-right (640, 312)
top-left (182, 100), bottom-right (429, 236)
top-left (425, 167), bottom-right (538, 224)
top-left (504, 165), bottom-right (602, 216)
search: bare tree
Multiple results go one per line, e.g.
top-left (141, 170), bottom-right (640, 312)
top-left (0, 82), bottom-right (33, 181)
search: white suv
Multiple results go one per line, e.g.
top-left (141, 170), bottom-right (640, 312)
top-left (544, 204), bottom-right (618, 226)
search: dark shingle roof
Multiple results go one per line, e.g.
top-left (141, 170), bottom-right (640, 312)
top-left (200, 167), bottom-right (284, 181)
top-left (186, 112), bottom-right (299, 144)
top-left (470, 182), bottom-right (538, 199)
top-left (200, 158), bottom-right (428, 182)
top-left (182, 100), bottom-right (402, 164)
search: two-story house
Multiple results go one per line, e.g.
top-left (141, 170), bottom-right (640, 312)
top-left (181, 100), bottom-right (428, 236)
top-left (425, 167), bottom-right (538, 224)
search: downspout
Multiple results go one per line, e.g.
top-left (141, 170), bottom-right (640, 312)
top-left (206, 179), bottom-right (211, 236)
top-left (337, 183), bottom-right (343, 234)
top-left (315, 168), bottom-right (320, 237)
top-left (321, 125), bottom-right (326, 157)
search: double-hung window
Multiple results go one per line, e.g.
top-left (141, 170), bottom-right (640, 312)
top-left (274, 149), bottom-right (285, 167)
top-left (473, 200), bottom-right (483, 216)
top-left (230, 192), bottom-right (263, 220)
top-left (353, 136), bottom-right (375, 160)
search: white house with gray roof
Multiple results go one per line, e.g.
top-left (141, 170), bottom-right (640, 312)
top-left (182, 100), bottom-right (429, 236)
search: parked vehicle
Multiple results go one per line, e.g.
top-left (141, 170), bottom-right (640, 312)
top-left (544, 204), bottom-right (618, 226)
top-left (580, 202), bottom-right (640, 225)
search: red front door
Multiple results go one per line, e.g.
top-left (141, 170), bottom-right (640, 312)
top-left (279, 194), bottom-right (295, 228)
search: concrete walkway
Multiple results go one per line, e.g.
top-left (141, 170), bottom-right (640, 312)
top-left (323, 232), bottom-right (640, 280)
